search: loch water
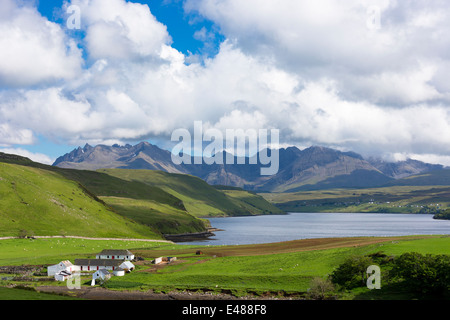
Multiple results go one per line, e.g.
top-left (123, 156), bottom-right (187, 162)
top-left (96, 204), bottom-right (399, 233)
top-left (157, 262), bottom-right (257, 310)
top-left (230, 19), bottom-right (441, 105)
top-left (178, 212), bottom-right (450, 246)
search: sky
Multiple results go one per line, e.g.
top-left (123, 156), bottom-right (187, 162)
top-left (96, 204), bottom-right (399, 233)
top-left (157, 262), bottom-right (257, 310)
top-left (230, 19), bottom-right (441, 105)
top-left (0, 0), bottom-right (450, 166)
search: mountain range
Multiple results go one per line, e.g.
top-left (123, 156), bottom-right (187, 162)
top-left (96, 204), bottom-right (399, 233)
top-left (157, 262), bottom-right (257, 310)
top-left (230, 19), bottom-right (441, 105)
top-left (53, 142), bottom-right (446, 192)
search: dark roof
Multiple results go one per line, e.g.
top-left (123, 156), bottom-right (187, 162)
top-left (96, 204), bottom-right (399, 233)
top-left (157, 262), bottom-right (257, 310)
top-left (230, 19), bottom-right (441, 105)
top-left (75, 259), bottom-right (123, 267)
top-left (97, 249), bottom-right (133, 256)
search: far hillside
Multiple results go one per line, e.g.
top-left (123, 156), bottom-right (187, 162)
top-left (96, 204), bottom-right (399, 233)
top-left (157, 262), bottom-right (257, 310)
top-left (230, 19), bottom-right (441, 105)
top-left (99, 169), bottom-right (285, 218)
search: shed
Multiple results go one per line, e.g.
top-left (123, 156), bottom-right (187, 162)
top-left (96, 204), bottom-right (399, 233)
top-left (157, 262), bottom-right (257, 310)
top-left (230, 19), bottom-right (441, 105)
top-left (55, 270), bottom-right (72, 281)
top-left (113, 267), bottom-right (125, 277)
top-left (119, 261), bottom-right (135, 272)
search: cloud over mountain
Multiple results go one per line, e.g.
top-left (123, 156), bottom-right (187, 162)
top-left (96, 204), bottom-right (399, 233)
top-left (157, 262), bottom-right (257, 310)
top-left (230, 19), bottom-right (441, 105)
top-left (0, 0), bottom-right (449, 165)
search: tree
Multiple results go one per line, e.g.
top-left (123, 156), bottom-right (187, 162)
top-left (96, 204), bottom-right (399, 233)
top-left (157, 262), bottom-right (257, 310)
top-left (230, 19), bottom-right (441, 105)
top-left (390, 252), bottom-right (450, 295)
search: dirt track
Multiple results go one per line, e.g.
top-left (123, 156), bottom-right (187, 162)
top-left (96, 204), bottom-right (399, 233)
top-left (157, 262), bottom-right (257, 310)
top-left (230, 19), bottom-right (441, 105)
top-left (35, 286), bottom-right (262, 300)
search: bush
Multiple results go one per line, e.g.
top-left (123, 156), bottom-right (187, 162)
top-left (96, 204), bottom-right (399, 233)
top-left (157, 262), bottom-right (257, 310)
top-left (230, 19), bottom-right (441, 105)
top-left (330, 255), bottom-right (374, 289)
top-left (307, 277), bottom-right (336, 300)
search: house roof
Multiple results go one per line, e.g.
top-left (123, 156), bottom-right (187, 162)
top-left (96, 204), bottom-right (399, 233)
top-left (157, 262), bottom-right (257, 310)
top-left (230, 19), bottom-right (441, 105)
top-left (61, 260), bottom-right (74, 267)
top-left (96, 269), bottom-right (110, 275)
top-left (97, 249), bottom-right (133, 256)
top-left (75, 259), bottom-right (123, 267)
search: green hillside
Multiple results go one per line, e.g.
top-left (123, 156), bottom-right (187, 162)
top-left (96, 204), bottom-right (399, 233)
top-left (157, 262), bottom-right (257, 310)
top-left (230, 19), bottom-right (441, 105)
top-left (0, 162), bottom-right (159, 239)
top-left (99, 169), bottom-right (284, 217)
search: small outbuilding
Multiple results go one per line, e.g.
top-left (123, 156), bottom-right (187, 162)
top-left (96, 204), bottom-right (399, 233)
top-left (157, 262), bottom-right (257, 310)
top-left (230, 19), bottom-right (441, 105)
top-left (119, 261), bottom-right (135, 272)
top-left (55, 270), bottom-right (73, 282)
top-left (113, 267), bottom-right (125, 277)
top-left (152, 257), bottom-right (177, 265)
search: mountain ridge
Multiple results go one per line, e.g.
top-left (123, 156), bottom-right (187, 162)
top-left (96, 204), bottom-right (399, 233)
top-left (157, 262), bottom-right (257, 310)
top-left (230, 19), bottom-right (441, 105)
top-left (53, 142), bottom-right (446, 192)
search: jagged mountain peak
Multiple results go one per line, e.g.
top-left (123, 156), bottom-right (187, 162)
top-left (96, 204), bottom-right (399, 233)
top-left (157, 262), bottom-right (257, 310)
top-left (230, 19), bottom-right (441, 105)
top-left (53, 142), bottom-right (445, 192)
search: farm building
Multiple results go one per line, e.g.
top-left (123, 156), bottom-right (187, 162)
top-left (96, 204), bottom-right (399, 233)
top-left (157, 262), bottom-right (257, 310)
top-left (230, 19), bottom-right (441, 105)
top-left (75, 259), bottom-right (135, 272)
top-left (120, 261), bottom-right (135, 272)
top-left (55, 270), bottom-right (73, 281)
top-left (47, 260), bottom-right (79, 276)
top-left (91, 269), bottom-right (112, 286)
top-left (96, 249), bottom-right (135, 261)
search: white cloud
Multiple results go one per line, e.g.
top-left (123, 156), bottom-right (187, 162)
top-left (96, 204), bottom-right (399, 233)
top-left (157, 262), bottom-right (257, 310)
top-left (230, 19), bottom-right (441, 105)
top-left (1, 0), bottom-right (450, 165)
top-left (0, 0), bottom-right (82, 87)
top-left (0, 124), bottom-right (34, 146)
top-left (69, 0), bottom-right (171, 60)
top-left (186, 0), bottom-right (450, 106)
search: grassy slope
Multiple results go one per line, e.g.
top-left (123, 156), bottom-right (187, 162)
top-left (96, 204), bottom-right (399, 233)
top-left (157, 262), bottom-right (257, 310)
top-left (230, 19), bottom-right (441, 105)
top-left (49, 168), bottom-right (208, 234)
top-left (0, 163), bottom-right (159, 239)
top-left (100, 169), bottom-right (283, 217)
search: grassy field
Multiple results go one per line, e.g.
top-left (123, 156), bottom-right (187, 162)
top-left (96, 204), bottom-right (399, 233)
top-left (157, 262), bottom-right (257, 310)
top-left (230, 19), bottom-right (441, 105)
top-left (103, 235), bottom-right (450, 296)
top-left (0, 286), bottom-right (80, 300)
top-left (1, 235), bottom-right (449, 300)
top-left (261, 185), bottom-right (450, 213)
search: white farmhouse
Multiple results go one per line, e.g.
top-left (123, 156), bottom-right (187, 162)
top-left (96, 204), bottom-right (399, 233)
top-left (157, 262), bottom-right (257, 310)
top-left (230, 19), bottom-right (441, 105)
top-left (75, 259), bottom-right (123, 271)
top-left (96, 249), bottom-right (135, 261)
top-left (47, 260), bottom-right (79, 276)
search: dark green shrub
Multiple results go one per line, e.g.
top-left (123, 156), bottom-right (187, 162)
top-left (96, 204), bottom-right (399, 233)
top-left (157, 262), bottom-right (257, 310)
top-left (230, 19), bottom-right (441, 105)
top-left (330, 255), bottom-right (374, 289)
